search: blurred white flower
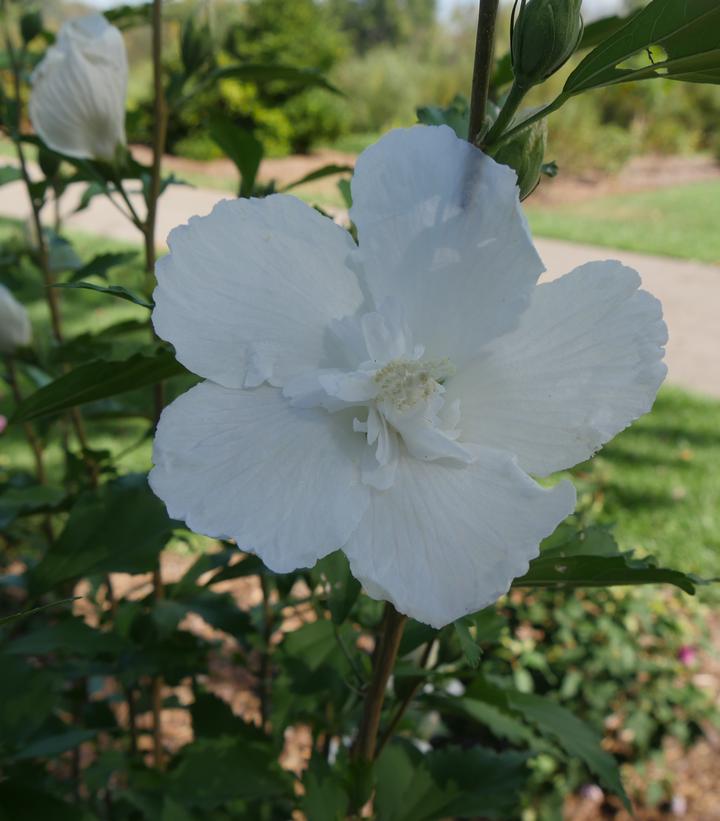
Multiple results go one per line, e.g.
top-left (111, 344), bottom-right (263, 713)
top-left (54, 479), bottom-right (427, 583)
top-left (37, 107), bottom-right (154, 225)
top-left (0, 284), bottom-right (32, 354)
top-left (29, 14), bottom-right (128, 162)
top-left (149, 126), bottom-right (667, 628)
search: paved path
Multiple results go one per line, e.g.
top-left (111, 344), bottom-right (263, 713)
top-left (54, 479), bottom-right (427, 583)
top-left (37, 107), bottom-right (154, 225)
top-left (1, 176), bottom-right (718, 398)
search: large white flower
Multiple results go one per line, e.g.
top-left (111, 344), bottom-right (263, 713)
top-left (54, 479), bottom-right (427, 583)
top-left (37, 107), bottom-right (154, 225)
top-left (150, 126), bottom-right (667, 628)
top-left (0, 285), bottom-right (32, 354)
top-left (29, 14), bottom-right (128, 162)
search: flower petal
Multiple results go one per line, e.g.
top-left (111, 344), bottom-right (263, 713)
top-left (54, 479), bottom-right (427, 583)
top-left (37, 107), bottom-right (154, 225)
top-left (448, 261), bottom-right (667, 476)
top-left (343, 447), bottom-right (576, 628)
top-left (350, 125), bottom-right (543, 363)
top-left (152, 195), bottom-right (363, 389)
top-left (150, 382), bottom-right (369, 572)
top-left (30, 15), bottom-right (127, 161)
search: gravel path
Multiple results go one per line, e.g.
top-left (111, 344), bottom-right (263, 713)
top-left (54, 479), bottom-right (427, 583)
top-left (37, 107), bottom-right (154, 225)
top-left (1, 177), bottom-right (718, 398)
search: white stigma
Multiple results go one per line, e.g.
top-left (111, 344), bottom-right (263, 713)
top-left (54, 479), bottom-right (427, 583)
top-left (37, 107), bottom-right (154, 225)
top-left (373, 358), bottom-right (456, 412)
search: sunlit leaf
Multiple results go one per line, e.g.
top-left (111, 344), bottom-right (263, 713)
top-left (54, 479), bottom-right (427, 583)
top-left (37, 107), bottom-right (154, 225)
top-left (566, 0), bottom-right (720, 92)
top-left (512, 525), bottom-right (712, 593)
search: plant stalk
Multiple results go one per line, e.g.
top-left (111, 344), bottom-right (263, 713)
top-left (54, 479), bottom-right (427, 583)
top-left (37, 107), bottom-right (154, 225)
top-left (353, 603), bottom-right (407, 762)
top-left (467, 0), bottom-right (501, 144)
top-left (482, 81), bottom-right (527, 147)
top-left (258, 574), bottom-right (274, 729)
top-left (151, 562), bottom-right (165, 770)
top-left (144, 0), bottom-right (168, 284)
top-left (5, 357), bottom-right (46, 485)
top-left (376, 638), bottom-right (435, 757)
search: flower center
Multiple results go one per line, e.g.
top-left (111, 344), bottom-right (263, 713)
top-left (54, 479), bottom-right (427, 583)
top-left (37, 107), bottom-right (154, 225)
top-left (373, 358), bottom-right (455, 412)
top-left (282, 305), bottom-right (475, 490)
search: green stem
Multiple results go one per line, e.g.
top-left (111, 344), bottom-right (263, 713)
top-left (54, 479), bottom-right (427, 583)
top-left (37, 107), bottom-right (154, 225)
top-left (492, 93), bottom-right (569, 148)
top-left (467, 0), bottom-right (500, 144)
top-left (144, 0), bottom-right (168, 285)
top-left (482, 81), bottom-right (528, 147)
top-left (376, 638), bottom-right (436, 757)
top-left (353, 603), bottom-right (407, 762)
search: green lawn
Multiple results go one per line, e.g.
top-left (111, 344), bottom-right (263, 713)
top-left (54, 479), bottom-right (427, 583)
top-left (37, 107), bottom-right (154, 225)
top-left (566, 387), bottom-right (720, 580)
top-left (527, 180), bottom-right (720, 264)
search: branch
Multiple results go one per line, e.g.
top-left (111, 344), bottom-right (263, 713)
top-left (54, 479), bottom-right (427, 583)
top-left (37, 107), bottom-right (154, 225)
top-left (467, 0), bottom-right (500, 144)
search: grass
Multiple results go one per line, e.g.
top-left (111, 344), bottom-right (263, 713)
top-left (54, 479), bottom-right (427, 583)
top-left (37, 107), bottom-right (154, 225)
top-left (527, 180), bottom-right (720, 264)
top-left (567, 387), bottom-right (720, 581)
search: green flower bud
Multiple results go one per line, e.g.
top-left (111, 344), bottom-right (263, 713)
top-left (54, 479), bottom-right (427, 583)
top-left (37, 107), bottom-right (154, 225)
top-left (181, 18), bottom-right (213, 77)
top-left (489, 114), bottom-right (547, 200)
top-left (38, 145), bottom-right (61, 180)
top-left (20, 11), bottom-right (43, 45)
top-left (511, 0), bottom-right (583, 89)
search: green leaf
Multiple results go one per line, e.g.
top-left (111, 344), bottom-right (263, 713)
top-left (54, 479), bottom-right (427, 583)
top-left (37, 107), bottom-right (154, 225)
top-left (68, 251), bottom-right (138, 282)
top-left (416, 95), bottom-right (469, 138)
top-left (0, 656), bottom-right (59, 742)
top-left (31, 474), bottom-right (180, 592)
top-left (301, 758), bottom-right (350, 821)
top-left (104, 2), bottom-right (153, 30)
top-left (424, 693), bottom-right (547, 749)
top-left (461, 676), bottom-right (630, 810)
top-left (580, 14), bottom-right (637, 51)
top-left (209, 117), bottom-right (263, 198)
top-left (337, 178), bottom-right (352, 209)
top-left (12, 348), bottom-right (187, 422)
top-left (168, 736), bottom-right (292, 808)
top-left (74, 181), bottom-right (106, 214)
top-left (565, 0), bottom-right (720, 93)
top-left (0, 598), bottom-right (80, 628)
top-left (280, 164), bottom-right (354, 192)
top-left (7, 617), bottom-right (124, 655)
top-left (453, 618), bottom-right (481, 668)
top-left (0, 166), bottom-right (22, 186)
top-left (0, 782), bottom-right (80, 821)
top-left (14, 729), bottom-right (96, 760)
top-left (283, 619), bottom-right (338, 671)
top-left (375, 742), bottom-right (528, 821)
top-left (312, 551), bottom-right (361, 624)
top-left (209, 63), bottom-right (340, 94)
top-left (512, 525), bottom-right (711, 593)
top-left (0, 484), bottom-right (67, 529)
top-left (504, 691), bottom-right (631, 811)
top-left (191, 692), bottom-right (249, 739)
top-left (54, 281), bottom-right (152, 309)
top-left (46, 232), bottom-right (82, 273)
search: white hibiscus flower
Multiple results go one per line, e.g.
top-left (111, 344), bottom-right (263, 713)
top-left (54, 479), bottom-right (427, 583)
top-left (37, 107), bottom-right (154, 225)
top-left (150, 126), bottom-right (667, 628)
top-left (29, 14), bottom-right (128, 162)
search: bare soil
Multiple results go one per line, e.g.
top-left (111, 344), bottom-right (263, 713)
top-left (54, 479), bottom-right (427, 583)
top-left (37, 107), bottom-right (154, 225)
top-left (131, 144), bottom-right (720, 204)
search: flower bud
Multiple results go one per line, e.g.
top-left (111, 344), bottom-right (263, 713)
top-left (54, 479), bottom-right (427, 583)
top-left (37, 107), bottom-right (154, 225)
top-left (511, 0), bottom-right (583, 89)
top-left (0, 285), bottom-right (32, 354)
top-left (489, 115), bottom-right (547, 199)
top-left (20, 11), bottom-right (43, 45)
top-left (181, 18), bottom-right (213, 77)
top-left (29, 14), bottom-right (128, 162)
